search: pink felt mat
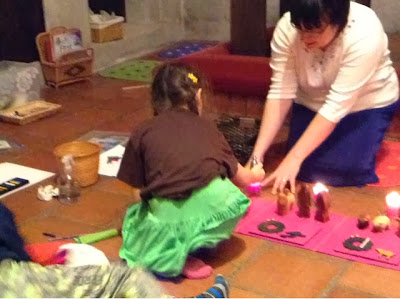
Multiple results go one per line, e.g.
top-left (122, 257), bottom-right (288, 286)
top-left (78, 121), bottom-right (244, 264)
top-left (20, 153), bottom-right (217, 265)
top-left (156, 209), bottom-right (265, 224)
top-left (236, 197), bottom-right (400, 271)
top-left (316, 217), bottom-right (400, 268)
top-left (369, 140), bottom-right (400, 187)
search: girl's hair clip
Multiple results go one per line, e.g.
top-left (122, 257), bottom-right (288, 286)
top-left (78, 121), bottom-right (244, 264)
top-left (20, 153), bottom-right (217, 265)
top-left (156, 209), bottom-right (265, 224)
top-left (188, 73), bottom-right (198, 83)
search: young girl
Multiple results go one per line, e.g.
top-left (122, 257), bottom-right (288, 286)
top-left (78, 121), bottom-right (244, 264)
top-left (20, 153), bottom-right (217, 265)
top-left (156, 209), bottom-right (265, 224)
top-left (117, 62), bottom-right (264, 279)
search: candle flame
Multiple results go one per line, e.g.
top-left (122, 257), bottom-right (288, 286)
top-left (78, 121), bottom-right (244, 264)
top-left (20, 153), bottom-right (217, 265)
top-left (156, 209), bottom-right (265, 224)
top-left (313, 182), bottom-right (328, 195)
top-left (386, 191), bottom-right (400, 208)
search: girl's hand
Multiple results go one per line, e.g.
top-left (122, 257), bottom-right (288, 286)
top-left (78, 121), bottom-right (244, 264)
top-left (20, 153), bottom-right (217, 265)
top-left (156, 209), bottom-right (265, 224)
top-left (251, 163), bottom-right (265, 182)
top-left (261, 155), bottom-right (301, 194)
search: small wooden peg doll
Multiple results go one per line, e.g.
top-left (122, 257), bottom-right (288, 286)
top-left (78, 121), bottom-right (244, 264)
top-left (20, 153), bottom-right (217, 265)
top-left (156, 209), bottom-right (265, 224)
top-left (277, 188), bottom-right (295, 216)
top-left (297, 183), bottom-right (312, 218)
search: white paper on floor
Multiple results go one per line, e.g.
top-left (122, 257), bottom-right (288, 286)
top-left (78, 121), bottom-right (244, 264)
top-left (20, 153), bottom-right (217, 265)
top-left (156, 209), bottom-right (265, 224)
top-left (0, 140), bottom-right (11, 149)
top-left (0, 162), bottom-right (54, 199)
top-left (98, 144), bottom-right (126, 177)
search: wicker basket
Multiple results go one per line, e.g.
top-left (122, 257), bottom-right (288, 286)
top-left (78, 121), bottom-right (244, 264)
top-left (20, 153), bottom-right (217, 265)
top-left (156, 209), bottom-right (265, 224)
top-left (39, 51), bottom-right (93, 88)
top-left (91, 20), bottom-right (124, 43)
top-left (53, 141), bottom-right (101, 187)
top-left (36, 27), bottom-right (94, 89)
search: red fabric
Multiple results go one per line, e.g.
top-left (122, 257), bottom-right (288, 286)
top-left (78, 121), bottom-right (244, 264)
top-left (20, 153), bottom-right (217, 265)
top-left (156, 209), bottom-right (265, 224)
top-left (179, 53), bottom-right (271, 97)
top-left (386, 109), bottom-right (400, 140)
top-left (369, 140), bottom-right (400, 187)
top-left (24, 241), bottom-right (72, 266)
top-left (177, 27), bottom-right (275, 97)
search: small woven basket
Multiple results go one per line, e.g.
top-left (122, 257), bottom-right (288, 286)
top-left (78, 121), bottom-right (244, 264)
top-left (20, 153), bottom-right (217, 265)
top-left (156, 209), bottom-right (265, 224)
top-left (54, 141), bottom-right (101, 187)
top-left (91, 22), bottom-right (123, 43)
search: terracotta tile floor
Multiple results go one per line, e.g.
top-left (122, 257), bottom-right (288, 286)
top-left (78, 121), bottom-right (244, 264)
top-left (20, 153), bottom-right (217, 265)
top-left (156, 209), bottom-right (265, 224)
top-left (1, 56), bottom-right (400, 297)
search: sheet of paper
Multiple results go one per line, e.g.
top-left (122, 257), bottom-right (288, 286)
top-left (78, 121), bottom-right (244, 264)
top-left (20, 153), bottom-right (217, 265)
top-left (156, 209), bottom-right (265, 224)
top-left (0, 140), bottom-right (11, 149)
top-left (0, 163), bottom-right (54, 199)
top-left (98, 144), bottom-right (126, 177)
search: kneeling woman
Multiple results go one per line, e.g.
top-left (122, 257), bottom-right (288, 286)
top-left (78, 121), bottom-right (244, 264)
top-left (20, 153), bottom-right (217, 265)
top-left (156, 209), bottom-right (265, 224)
top-left (251, 0), bottom-right (399, 193)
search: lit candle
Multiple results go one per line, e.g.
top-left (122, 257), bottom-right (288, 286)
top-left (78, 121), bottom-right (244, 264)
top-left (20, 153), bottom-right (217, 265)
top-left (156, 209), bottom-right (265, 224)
top-left (313, 182), bottom-right (328, 195)
top-left (247, 182), bottom-right (261, 193)
top-left (313, 182), bottom-right (330, 223)
top-left (385, 191), bottom-right (400, 218)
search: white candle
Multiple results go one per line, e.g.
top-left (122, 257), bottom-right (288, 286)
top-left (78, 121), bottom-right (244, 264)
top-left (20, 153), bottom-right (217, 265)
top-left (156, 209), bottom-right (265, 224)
top-left (385, 191), bottom-right (400, 218)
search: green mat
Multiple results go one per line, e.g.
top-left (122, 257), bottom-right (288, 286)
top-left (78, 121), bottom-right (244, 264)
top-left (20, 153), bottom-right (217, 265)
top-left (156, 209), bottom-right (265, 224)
top-left (100, 59), bottom-right (161, 82)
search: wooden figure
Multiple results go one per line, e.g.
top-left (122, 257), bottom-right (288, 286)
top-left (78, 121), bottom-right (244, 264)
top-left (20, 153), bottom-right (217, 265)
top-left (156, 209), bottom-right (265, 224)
top-left (372, 215), bottom-right (390, 232)
top-left (357, 213), bottom-right (370, 229)
top-left (277, 188), bottom-right (295, 216)
top-left (297, 183), bottom-right (312, 218)
top-left (314, 189), bottom-right (330, 223)
top-left (376, 248), bottom-right (395, 259)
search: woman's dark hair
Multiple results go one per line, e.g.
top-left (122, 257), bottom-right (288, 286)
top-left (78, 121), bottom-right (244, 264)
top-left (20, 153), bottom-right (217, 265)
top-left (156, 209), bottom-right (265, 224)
top-left (151, 62), bottom-right (205, 116)
top-left (290, 0), bottom-right (350, 32)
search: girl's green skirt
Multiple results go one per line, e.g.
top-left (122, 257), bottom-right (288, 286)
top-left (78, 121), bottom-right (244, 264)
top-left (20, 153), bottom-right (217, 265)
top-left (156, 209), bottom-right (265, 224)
top-left (119, 177), bottom-right (251, 277)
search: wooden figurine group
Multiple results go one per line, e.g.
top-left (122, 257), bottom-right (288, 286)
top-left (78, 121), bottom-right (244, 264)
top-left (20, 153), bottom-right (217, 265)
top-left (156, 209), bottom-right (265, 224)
top-left (276, 182), bottom-right (331, 223)
top-left (357, 213), bottom-right (391, 232)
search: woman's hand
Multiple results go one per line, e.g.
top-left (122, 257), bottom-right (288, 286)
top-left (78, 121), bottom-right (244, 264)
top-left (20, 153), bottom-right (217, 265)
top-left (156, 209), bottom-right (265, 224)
top-left (262, 114), bottom-right (337, 194)
top-left (261, 154), bottom-right (302, 194)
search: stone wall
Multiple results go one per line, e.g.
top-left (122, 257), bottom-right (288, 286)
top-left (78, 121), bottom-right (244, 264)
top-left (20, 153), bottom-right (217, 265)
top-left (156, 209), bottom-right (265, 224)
top-left (40, 0), bottom-right (400, 70)
top-left (372, 0), bottom-right (400, 33)
top-left (125, 0), bottom-right (184, 43)
top-left (182, 0), bottom-right (281, 41)
top-left (183, 0), bottom-right (230, 40)
top-left (40, 0), bottom-right (400, 47)
top-left (182, 0), bottom-right (400, 41)
top-left (42, 0), bottom-right (91, 46)
top-left (42, 0), bottom-right (185, 70)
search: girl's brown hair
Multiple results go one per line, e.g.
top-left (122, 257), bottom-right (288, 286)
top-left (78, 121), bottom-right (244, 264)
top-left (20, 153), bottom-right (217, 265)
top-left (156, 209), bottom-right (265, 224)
top-left (151, 62), bottom-right (205, 115)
